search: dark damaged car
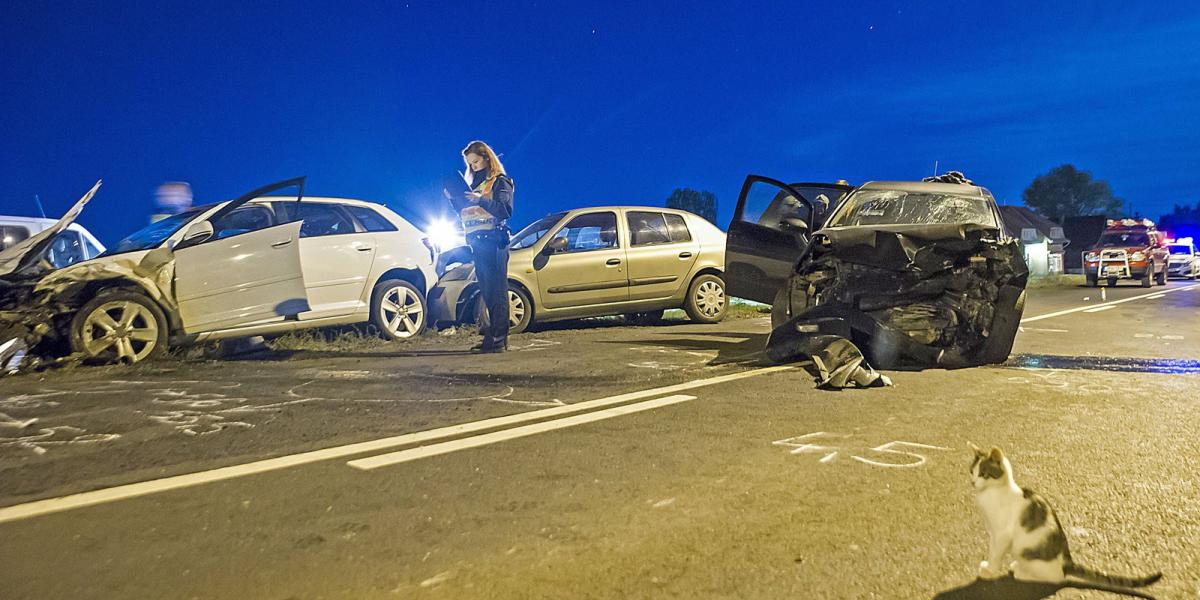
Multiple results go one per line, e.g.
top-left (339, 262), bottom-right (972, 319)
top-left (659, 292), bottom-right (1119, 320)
top-left (725, 174), bottom-right (1028, 388)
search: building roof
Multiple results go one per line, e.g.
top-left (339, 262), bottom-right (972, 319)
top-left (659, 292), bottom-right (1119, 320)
top-left (999, 205), bottom-right (1069, 245)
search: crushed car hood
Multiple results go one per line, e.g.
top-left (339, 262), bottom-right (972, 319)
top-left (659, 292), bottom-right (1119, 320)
top-left (0, 181), bottom-right (102, 279)
top-left (767, 224), bottom-right (1028, 386)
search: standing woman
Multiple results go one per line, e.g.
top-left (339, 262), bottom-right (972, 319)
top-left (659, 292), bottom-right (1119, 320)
top-left (457, 140), bottom-right (515, 352)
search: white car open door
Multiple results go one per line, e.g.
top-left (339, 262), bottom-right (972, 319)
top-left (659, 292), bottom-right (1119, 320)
top-left (173, 177), bottom-right (311, 334)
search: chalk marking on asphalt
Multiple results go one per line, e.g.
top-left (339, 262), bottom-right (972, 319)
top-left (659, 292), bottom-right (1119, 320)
top-left (347, 395), bottom-right (698, 470)
top-left (0, 365), bottom-right (793, 524)
top-left (1021, 283), bottom-right (1200, 323)
top-left (1083, 305), bottom-right (1117, 313)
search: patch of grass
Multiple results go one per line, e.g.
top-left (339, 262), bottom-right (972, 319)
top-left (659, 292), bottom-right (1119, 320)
top-left (1025, 274), bottom-right (1086, 289)
top-left (267, 327), bottom-right (393, 352)
top-left (726, 299), bottom-right (771, 319)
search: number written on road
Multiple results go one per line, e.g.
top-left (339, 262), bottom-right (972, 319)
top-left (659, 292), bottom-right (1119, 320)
top-left (773, 432), bottom-right (950, 468)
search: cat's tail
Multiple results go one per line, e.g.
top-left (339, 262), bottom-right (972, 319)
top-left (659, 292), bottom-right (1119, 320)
top-left (1065, 562), bottom-right (1162, 588)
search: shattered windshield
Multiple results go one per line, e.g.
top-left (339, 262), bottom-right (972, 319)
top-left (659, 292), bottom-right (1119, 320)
top-left (105, 206), bottom-right (208, 255)
top-left (825, 190), bottom-right (998, 228)
top-left (510, 212), bottom-right (566, 250)
top-left (1097, 231), bottom-right (1149, 247)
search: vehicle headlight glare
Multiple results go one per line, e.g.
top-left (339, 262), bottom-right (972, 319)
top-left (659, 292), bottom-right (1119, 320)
top-left (1131, 251), bottom-right (1145, 261)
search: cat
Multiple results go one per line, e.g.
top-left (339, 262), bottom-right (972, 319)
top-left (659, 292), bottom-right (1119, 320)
top-left (969, 444), bottom-right (1162, 590)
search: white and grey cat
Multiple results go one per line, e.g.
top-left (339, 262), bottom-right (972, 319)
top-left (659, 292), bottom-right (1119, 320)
top-left (969, 444), bottom-right (1162, 590)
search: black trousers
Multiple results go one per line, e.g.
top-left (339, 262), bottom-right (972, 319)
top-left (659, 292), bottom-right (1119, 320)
top-left (469, 230), bottom-right (510, 347)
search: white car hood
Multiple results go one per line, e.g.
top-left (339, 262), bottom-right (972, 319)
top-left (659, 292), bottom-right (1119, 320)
top-left (0, 181), bottom-right (101, 278)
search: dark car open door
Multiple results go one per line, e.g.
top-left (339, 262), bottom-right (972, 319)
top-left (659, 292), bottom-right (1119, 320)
top-left (723, 176), bottom-right (815, 304)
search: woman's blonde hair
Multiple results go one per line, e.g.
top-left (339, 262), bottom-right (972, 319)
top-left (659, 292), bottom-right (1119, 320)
top-left (461, 140), bottom-right (506, 197)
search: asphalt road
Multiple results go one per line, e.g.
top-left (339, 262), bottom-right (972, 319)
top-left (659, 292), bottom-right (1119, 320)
top-left (1, 280), bottom-right (1198, 599)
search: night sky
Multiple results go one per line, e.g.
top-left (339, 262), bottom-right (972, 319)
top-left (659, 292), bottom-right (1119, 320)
top-left (3, 1), bottom-right (1199, 245)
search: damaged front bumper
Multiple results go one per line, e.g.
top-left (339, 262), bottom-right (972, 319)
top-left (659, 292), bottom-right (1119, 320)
top-left (766, 225), bottom-right (1028, 386)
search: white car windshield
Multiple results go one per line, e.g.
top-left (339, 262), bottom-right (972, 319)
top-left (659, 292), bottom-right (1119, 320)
top-left (825, 190), bottom-right (998, 228)
top-left (1168, 244), bottom-right (1192, 255)
top-left (105, 206), bottom-right (209, 255)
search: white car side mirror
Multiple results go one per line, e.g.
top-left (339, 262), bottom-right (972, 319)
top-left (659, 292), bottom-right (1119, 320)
top-left (179, 221), bottom-right (215, 247)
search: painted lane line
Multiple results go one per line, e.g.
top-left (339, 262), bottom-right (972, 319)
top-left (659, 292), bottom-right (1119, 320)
top-left (1145, 294), bottom-right (1166, 299)
top-left (1083, 305), bottom-right (1117, 313)
top-left (0, 365), bottom-right (793, 524)
top-left (1021, 283), bottom-right (1200, 323)
top-left (348, 395), bottom-right (697, 470)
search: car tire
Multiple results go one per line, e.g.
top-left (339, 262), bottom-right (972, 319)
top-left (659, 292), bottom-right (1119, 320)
top-left (625, 310), bottom-right (665, 326)
top-left (1141, 265), bottom-right (1153, 288)
top-left (70, 290), bottom-right (169, 364)
top-left (684, 273), bottom-right (727, 324)
top-left (474, 284), bottom-right (534, 334)
top-left (370, 279), bottom-right (427, 340)
top-left (1107, 276), bottom-right (1118, 287)
top-left (1155, 264), bottom-right (1167, 285)
top-left (770, 286), bottom-right (791, 329)
top-left (1084, 275), bottom-right (1098, 288)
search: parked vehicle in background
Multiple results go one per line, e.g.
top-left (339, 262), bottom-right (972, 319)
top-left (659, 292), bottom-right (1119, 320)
top-left (1165, 237), bottom-right (1200, 279)
top-left (0, 215), bottom-right (106, 269)
top-left (429, 206), bottom-right (727, 332)
top-left (1082, 219), bottom-right (1169, 287)
top-left (0, 178), bottom-right (437, 368)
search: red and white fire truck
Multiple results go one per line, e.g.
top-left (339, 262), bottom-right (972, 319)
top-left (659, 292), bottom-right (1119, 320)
top-left (1083, 218), bottom-right (1170, 287)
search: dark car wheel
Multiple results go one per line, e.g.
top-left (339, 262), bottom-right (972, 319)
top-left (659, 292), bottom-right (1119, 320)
top-left (684, 274), bottom-right (727, 323)
top-left (1107, 276), bottom-right (1119, 287)
top-left (370, 279), bottom-right (427, 340)
top-left (1084, 274), bottom-right (1098, 287)
top-left (70, 290), bottom-right (169, 364)
top-left (1155, 264), bottom-right (1167, 285)
top-left (473, 285), bottom-right (534, 334)
top-left (1141, 265), bottom-right (1154, 288)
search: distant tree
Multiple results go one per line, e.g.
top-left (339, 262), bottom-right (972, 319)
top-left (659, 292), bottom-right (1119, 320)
top-left (1022, 164), bottom-right (1123, 224)
top-left (666, 188), bottom-right (718, 224)
top-left (1159, 200), bottom-right (1200, 232)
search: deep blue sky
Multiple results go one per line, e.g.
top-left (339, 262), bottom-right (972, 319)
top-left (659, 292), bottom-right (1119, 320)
top-left (3, 1), bottom-right (1199, 245)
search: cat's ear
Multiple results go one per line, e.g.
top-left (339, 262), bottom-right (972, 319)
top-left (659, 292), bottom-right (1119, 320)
top-left (967, 441), bottom-right (983, 455)
top-left (988, 447), bottom-right (1004, 461)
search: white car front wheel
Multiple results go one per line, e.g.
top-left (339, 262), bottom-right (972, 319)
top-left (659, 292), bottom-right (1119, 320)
top-left (70, 290), bottom-right (169, 364)
top-left (371, 279), bottom-right (427, 340)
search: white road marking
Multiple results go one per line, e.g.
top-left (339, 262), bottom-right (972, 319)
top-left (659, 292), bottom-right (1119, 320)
top-left (1146, 294), bottom-right (1166, 299)
top-left (1021, 283), bottom-right (1200, 323)
top-left (0, 365), bottom-right (793, 524)
top-left (348, 395), bottom-right (697, 470)
top-left (1018, 327), bottom-right (1069, 333)
top-left (1083, 305), bottom-right (1117, 313)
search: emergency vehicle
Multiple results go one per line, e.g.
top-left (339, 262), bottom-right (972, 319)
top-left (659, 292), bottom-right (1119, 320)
top-left (1082, 218), bottom-right (1169, 287)
top-left (1165, 237), bottom-right (1200, 279)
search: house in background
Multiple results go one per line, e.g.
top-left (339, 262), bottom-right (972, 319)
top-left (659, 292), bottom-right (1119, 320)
top-left (998, 206), bottom-right (1070, 275)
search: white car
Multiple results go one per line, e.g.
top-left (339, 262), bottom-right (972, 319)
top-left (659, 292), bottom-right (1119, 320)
top-left (1, 215), bottom-right (106, 269)
top-left (1, 178), bottom-right (436, 366)
top-left (1166, 238), bottom-right (1200, 279)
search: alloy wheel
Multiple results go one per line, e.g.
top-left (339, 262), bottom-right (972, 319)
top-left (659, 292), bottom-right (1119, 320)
top-left (381, 285), bottom-right (425, 338)
top-left (79, 300), bottom-right (160, 363)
